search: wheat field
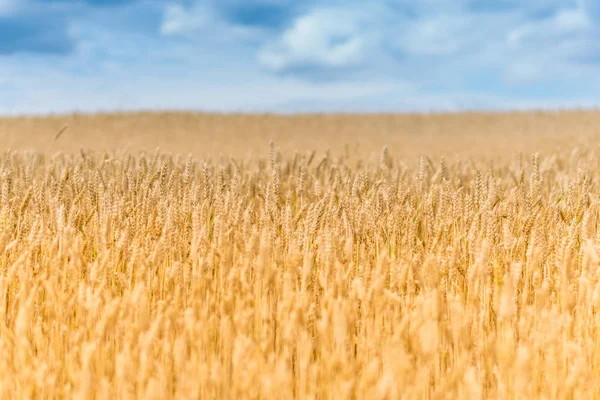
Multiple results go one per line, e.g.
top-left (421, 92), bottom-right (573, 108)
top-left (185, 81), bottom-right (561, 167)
top-left (1, 111), bottom-right (600, 398)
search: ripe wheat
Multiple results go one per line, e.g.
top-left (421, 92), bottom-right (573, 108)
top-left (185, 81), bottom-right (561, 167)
top-left (0, 131), bottom-right (600, 398)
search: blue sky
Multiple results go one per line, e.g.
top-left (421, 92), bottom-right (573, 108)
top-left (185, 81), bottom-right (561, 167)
top-left (1, 0), bottom-right (600, 114)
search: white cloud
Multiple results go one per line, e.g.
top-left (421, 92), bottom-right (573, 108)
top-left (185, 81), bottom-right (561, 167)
top-left (553, 7), bottom-right (592, 32)
top-left (504, 5), bottom-right (598, 83)
top-left (393, 15), bottom-right (472, 56)
top-left (508, 6), bottom-right (591, 48)
top-left (159, 2), bottom-right (268, 46)
top-left (160, 4), bottom-right (210, 36)
top-left (388, 9), bottom-right (523, 65)
top-left (258, 8), bottom-right (367, 73)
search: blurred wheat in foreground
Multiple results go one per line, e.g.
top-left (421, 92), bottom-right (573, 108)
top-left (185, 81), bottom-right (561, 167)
top-left (1, 143), bottom-right (600, 399)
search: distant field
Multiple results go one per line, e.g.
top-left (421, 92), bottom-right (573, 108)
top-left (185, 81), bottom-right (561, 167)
top-left (1, 110), bottom-right (599, 159)
top-left (1, 111), bottom-right (600, 398)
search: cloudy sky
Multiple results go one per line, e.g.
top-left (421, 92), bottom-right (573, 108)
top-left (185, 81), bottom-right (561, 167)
top-left (1, 0), bottom-right (600, 114)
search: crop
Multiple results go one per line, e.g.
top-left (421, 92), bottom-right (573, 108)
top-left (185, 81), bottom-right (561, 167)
top-left (1, 113), bottom-right (600, 398)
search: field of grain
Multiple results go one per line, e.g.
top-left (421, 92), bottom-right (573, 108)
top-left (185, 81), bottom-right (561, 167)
top-left (1, 111), bottom-right (600, 398)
